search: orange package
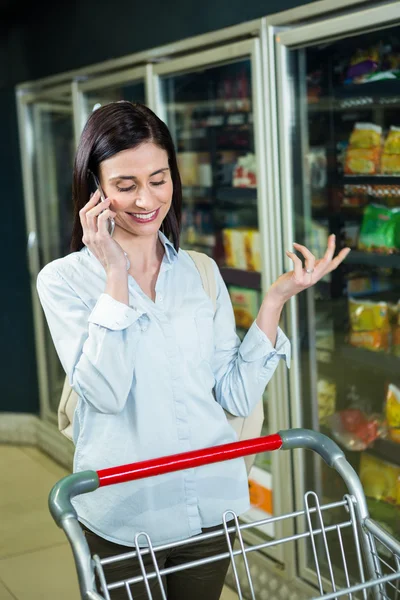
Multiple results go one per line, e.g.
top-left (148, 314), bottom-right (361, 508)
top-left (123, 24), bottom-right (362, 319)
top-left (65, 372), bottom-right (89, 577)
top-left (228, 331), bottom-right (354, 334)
top-left (349, 329), bottom-right (391, 352)
top-left (345, 148), bottom-right (381, 175)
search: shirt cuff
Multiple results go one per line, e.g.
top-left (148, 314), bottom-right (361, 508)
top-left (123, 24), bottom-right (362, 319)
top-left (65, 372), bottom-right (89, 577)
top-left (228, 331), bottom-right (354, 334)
top-left (239, 321), bottom-right (291, 368)
top-left (88, 293), bottom-right (146, 330)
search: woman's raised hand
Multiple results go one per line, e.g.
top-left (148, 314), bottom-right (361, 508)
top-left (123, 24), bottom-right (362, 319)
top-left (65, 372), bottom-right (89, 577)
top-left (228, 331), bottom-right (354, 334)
top-left (267, 234), bottom-right (351, 306)
top-left (80, 191), bottom-right (126, 273)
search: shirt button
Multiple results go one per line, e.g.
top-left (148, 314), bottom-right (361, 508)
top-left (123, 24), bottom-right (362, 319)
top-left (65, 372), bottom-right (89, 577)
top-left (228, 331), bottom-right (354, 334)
top-left (158, 295), bottom-right (163, 302)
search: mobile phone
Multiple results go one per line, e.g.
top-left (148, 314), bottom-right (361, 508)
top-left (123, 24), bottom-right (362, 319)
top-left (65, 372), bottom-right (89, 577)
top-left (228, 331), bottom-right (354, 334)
top-left (89, 171), bottom-right (115, 237)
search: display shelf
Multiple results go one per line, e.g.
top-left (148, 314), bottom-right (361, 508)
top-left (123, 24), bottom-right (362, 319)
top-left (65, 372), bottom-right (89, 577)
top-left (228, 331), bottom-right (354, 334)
top-left (339, 344), bottom-right (400, 377)
top-left (335, 79), bottom-right (400, 101)
top-left (346, 251), bottom-right (400, 269)
top-left (220, 267), bottom-right (261, 290)
top-left (321, 425), bottom-right (400, 468)
top-left (367, 438), bottom-right (400, 467)
top-left (342, 175), bottom-right (400, 185)
top-left (216, 187), bottom-right (257, 203)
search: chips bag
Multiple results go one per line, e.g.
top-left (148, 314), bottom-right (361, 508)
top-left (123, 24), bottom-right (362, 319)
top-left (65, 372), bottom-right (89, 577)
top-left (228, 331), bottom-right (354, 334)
top-left (358, 204), bottom-right (400, 253)
top-left (349, 298), bottom-right (389, 331)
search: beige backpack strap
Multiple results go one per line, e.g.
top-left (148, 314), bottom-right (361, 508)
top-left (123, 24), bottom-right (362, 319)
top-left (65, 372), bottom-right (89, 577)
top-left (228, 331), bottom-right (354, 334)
top-left (58, 376), bottom-right (78, 441)
top-left (187, 251), bottom-right (217, 312)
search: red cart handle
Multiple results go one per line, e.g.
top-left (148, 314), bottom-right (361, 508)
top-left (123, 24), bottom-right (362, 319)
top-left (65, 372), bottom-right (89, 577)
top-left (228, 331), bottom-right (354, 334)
top-left (97, 434), bottom-right (283, 487)
top-left (49, 429), bottom-right (345, 527)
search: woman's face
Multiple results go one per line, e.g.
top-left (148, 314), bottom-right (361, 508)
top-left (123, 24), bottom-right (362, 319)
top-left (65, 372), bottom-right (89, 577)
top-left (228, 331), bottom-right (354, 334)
top-left (98, 142), bottom-right (173, 239)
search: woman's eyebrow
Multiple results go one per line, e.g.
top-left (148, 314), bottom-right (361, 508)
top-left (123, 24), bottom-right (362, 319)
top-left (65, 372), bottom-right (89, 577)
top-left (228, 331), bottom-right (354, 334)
top-left (110, 168), bottom-right (169, 181)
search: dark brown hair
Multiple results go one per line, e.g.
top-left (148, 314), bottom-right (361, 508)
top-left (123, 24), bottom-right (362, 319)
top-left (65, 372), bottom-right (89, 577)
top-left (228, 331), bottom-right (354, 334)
top-left (70, 102), bottom-right (182, 252)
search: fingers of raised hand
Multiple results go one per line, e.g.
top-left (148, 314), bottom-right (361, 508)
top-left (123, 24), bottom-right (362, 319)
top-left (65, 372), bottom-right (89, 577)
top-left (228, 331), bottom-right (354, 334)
top-left (292, 242), bottom-right (316, 273)
top-left (324, 247), bottom-right (351, 273)
top-left (286, 250), bottom-right (303, 279)
top-left (316, 234), bottom-right (337, 272)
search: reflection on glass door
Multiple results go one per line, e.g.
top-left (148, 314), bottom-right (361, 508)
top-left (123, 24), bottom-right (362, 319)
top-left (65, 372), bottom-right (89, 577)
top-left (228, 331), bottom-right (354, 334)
top-left (30, 101), bottom-right (75, 414)
top-left (77, 70), bottom-right (146, 133)
top-left (276, 18), bottom-right (400, 590)
top-left (155, 46), bottom-right (280, 542)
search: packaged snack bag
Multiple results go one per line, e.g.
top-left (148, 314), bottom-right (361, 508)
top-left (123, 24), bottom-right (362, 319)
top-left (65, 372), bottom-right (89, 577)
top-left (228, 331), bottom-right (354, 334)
top-left (345, 148), bottom-right (381, 175)
top-left (383, 126), bottom-right (400, 154)
top-left (359, 454), bottom-right (400, 505)
top-left (381, 153), bottom-right (400, 175)
top-left (229, 287), bottom-right (260, 330)
top-left (346, 48), bottom-right (379, 83)
top-left (349, 329), bottom-right (391, 352)
top-left (358, 204), bottom-right (400, 253)
top-left (222, 229), bottom-right (247, 270)
top-left (349, 123), bottom-right (382, 149)
top-left (349, 298), bottom-right (389, 331)
top-left (329, 409), bottom-right (382, 450)
top-left (385, 384), bottom-right (400, 443)
top-left (243, 229), bottom-right (261, 272)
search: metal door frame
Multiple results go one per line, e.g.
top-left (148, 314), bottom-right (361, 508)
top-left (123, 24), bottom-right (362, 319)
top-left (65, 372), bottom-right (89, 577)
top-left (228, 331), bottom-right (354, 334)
top-left (16, 87), bottom-right (74, 424)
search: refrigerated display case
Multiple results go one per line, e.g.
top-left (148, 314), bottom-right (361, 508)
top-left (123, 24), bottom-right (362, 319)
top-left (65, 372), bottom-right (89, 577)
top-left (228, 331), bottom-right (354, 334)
top-left (272, 1), bottom-right (400, 592)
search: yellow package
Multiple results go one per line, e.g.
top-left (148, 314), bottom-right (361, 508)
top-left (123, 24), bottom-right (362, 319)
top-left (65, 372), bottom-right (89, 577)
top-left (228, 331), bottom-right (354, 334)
top-left (243, 229), bottom-right (261, 272)
top-left (349, 123), bottom-right (382, 149)
top-left (386, 384), bottom-right (400, 443)
top-left (383, 126), bottom-right (400, 154)
top-left (360, 453), bottom-right (400, 505)
top-left (349, 299), bottom-right (389, 331)
top-left (349, 329), bottom-right (391, 352)
top-left (222, 229), bottom-right (247, 270)
top-left (345, 148), bottom-right (381, 175)
top-left (381, 153), bottom-right (400, 175)
top-left (229, 287), bottom-right (259, 330)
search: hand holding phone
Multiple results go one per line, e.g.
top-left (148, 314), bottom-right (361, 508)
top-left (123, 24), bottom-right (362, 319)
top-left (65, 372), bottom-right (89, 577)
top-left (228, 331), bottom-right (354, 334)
top-left (90, 171), bottom-right (115, 237)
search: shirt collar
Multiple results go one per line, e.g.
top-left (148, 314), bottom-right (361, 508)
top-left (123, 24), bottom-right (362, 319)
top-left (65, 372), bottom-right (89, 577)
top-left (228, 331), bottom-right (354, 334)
top-left (158, 231), bottom-right (178, 264)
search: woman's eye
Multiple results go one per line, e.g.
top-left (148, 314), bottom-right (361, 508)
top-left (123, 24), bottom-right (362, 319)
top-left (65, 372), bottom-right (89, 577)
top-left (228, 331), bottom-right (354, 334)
top-left (151, 180), bottom-right (166, 187)
top-left (117, 184), bottom-right (136, 192)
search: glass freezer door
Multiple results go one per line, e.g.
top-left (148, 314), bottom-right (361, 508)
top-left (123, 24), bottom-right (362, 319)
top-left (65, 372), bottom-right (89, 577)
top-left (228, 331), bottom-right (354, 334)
top-left (18, 94), bottom-right (75, 419)
top-left (152, 39), bottom-right (291, 561)
top-left (73, 66), bottom-right (147, 142)
top-left (274, 2), bottom-right (400, 593)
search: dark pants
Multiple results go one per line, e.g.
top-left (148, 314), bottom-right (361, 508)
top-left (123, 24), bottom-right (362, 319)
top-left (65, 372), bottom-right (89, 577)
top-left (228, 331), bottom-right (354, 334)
top-left (82, 523), bottom-right (235, 600)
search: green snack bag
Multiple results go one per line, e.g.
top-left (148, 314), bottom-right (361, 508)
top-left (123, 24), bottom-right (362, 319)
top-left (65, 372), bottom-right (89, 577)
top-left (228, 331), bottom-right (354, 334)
top-left (358, 204), bottom-right (400, 253)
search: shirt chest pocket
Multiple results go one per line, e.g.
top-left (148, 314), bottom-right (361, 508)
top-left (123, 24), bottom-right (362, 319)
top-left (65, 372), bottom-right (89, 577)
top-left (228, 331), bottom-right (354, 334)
top-left (174, 315), bottom-right (214, 365)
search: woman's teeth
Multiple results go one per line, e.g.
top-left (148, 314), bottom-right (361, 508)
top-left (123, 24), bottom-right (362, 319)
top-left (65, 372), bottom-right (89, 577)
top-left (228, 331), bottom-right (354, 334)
top-left (131, 210), bottom-right (157, 221)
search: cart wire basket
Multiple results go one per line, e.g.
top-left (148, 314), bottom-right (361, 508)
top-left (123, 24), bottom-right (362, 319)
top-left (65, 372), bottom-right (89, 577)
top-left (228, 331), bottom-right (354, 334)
top-left (49, 429), bottom-right (400, 599)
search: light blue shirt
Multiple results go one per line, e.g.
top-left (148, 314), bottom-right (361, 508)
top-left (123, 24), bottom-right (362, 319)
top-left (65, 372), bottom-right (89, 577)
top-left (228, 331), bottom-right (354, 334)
top-left (37, 232), bottom-right (290, 547)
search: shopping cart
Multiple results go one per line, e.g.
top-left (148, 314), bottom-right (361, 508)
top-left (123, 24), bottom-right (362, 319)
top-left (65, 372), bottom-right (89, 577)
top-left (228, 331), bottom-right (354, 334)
top-left (49, 429), bottom-right (400, 599)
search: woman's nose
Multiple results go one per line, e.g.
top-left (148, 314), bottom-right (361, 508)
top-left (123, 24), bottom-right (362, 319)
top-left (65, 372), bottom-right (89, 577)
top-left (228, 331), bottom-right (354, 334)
top-left (134, 191), bottom-right (152, 210)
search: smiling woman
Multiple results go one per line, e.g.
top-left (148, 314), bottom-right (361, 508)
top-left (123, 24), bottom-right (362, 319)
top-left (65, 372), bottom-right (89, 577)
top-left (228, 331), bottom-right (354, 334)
top-left (71, 102), bottom-right (182, 254)
top-left (35, 101), bottom-right (349, 600)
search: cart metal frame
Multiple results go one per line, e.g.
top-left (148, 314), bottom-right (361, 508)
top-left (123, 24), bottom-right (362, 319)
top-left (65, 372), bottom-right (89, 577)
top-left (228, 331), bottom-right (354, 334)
top-left (49, 429), bottom-right (400, 599)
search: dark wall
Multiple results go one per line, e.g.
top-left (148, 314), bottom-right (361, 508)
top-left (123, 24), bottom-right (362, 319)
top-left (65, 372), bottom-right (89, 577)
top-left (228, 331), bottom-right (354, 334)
top-left (1, 0), bottom-right (315, 413)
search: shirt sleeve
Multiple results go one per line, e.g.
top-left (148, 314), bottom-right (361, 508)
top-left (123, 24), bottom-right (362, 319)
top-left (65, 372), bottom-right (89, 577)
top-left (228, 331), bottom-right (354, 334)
top-left (211, 262), bottom-right (291, 417)
top-left (36, 266), bottom-right (146, 414)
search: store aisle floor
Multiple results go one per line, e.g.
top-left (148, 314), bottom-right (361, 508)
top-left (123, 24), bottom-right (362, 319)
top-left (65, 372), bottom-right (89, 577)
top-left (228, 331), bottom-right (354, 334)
top-left (0, 445), bottom-right (237, 600)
